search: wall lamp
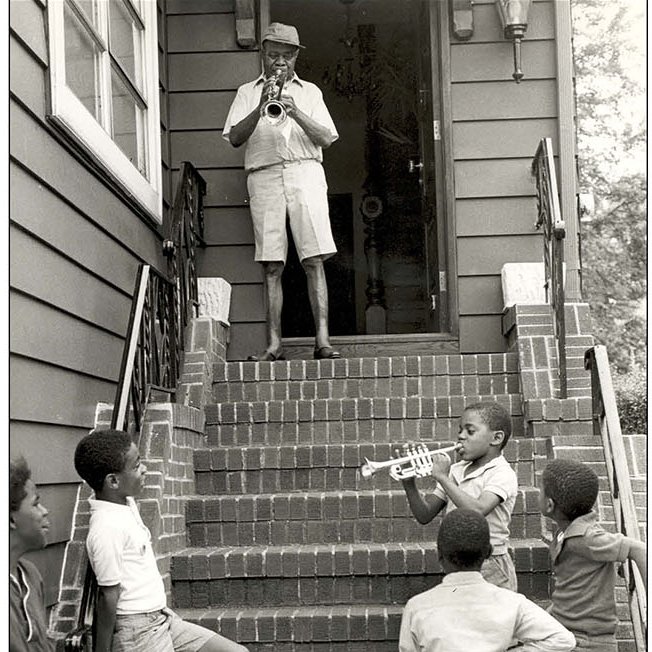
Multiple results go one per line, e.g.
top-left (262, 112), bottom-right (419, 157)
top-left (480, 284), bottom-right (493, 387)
top-left (495, 0), bottom-right (531, 83)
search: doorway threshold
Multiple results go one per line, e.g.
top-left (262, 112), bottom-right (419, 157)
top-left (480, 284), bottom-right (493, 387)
top-left (282, 333), bottom-right (459, 359)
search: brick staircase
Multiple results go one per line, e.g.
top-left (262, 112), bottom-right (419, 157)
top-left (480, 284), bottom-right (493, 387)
top-left (171, 353), bottom-right (554, 651)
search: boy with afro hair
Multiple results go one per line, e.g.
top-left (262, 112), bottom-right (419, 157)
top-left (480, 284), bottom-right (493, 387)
top-left (539, 459), bottom-right (647, 651)
top-left (74, 429), bottom-right (247, 652)
top-left (399, 509), bottom-right (575, 651)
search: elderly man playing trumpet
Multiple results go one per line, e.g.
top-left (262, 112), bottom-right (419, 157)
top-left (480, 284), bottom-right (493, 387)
top-left (223, 22), bottom-right (341, 361)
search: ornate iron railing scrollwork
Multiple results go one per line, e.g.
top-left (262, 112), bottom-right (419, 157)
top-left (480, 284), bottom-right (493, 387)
top-left (532, 137), bottom-right (567, 398)
top-left (163, 161), bottom-right (207, 382)
top-left (584, 346), bottom-right (647, 651)
top-left (64, 163), bottom-right (206, 651)
top-left (112, 161), bottom-right (206, 432)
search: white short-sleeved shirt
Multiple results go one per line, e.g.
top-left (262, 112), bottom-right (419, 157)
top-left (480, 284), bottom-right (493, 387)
top-left (222, 74), bottom-right (338, 171)
top-left (399, 571), bottom-right (576, 652)
top-left (433, 455), bottom-right (517, 553)
top-left (86, 497), bottom-right (166, 614)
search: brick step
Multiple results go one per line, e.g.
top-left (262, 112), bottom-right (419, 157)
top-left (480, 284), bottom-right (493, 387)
top-left (212, 353), bottom-right (519, 383)
top-left (170, 540), bottom-right (551, 609)
top-left (204, 394), bottom-right (524, 447)
top-left (174, 592), bottom-right (554, 650)
top-left (209, 354), bottom-right (519, 404)
top-left (193, 439), bottom-right (542, 495)
top-left (184, 489), bottom-right (543, 546)
top-left (173, 604), bottom-right (403, 649)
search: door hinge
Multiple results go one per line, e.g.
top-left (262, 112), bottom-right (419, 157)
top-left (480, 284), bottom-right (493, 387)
top-left (433, 120), bottom-right (441, 141)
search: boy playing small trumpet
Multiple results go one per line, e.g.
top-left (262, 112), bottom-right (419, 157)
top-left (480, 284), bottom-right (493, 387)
top-left (398, 401), bottom-right (519, 590)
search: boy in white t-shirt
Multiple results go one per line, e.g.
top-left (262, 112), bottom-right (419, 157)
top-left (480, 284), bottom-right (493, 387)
top-left (74, 429), bottom-right (248, 652)
top-left (397, 401), bottom-right (519, 590)
top-left (399, 509), bottom-right (576, 652)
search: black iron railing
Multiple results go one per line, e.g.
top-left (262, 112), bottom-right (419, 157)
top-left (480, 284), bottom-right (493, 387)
top-left (112, 162), bottom-right (206, 432)
top-left (584, 346), bottom-right (647, 651)
top-left (64, 163), bottom-right (206, 650)
top-left (532, 137), bottom-right (567, 398)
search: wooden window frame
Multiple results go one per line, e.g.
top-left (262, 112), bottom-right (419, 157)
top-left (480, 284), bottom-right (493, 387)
top-left (47, 0), bottom-right (162, 222)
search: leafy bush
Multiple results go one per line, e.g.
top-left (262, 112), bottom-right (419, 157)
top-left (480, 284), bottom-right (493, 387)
top-left (613, 368), bottom-right (647, 434)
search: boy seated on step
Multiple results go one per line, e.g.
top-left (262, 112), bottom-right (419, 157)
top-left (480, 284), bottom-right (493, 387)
top-left (10, 456), bottom-right (54, 652)
top-left (397, 401), bottom-right (518, 590)
top-left (539, 459), bottom-right (647, 652)
top-left (399, 509), bottom-right (576, 652)
top-left (73, 429), bottom-right (248, 652)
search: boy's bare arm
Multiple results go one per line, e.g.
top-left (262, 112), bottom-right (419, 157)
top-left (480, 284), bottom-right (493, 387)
top-left (401, 478), bottom-right (447, 524)
top-left (628, 539), bottom-right (647, 590)
top-left (95, 584), bottom-right (121, 652)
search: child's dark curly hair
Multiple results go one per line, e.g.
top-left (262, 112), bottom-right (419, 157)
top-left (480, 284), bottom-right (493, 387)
top-left (10, 456), bottom-right (32, 513)
top-left (74, 429), bottom-right (134, 492)
top-left (437, 509), bottom-right (492, 569)
top-left (542, 459), bottom-right (599, 521)
top-left (464, 401), bottom-right (512, 449)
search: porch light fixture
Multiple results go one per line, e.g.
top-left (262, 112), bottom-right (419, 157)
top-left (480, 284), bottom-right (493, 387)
top-left (495, 0), bottom-right (531, 83)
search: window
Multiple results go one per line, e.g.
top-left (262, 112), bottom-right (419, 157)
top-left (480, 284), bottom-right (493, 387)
top-left (47, 0), bottom-right (162, 221)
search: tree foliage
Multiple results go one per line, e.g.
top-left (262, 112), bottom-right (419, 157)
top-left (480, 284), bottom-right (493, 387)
top-left (571, 0), bottom-right (646, 374)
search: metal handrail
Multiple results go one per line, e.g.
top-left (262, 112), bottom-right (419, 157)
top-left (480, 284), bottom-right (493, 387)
top-left (532, 137), bottom-right (567, 398)
top-left (64, 163), bottom-right (206, 650)
top-left (112, 161), bottom-right (206, 432)
top-left (584, 345), bottom-right (647, 651)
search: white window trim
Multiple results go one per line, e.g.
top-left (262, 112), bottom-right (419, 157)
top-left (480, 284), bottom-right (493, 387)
top-left (47, 0), bottom-right (162, 222)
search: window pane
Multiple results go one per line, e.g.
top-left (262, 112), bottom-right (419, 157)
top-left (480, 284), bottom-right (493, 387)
top-left (75, 0), bottom-right (99, 29)
top-left (64, 1), bottom-right (101, 120)
top-left (108, 0), bottom-right (142, 90)
top-left (111, 67), bottom-right (147, 177)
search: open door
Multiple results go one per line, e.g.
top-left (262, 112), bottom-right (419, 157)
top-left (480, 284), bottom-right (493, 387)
top-left (413, 0), bottom-right (448, 332)
top-left (268, 0), bottom-right (451, 341)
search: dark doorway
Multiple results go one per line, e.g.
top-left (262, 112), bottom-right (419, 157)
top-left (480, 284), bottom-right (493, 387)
top-left (271, 0), bottom-right (446, 336)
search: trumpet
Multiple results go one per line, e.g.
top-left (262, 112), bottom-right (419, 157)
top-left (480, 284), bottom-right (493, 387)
top-left (360, 443), bottom-right (460, 481)
top-left (260, 72), bottom-right (287, 126)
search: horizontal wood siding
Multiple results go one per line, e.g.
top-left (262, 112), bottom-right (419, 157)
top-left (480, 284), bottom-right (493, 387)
top-left (447, 0), bottom-right (557, 352)
top-left (10, 0), bottom-right (170, 605)
top-left (168, 2), bottom-right (264, 360)
top-left (167, 0), bottom-right (566, 357)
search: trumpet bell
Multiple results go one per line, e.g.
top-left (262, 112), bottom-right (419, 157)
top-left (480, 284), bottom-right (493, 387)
top-left (261, 99), bottom-right (287, 126)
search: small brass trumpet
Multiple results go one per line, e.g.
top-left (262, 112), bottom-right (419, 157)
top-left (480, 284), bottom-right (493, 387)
top-left (360, 443), bottom-right (460, 481)
top-left (261, 72), bottom-right (287, 126)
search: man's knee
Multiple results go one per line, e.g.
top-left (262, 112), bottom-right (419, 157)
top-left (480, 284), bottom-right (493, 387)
top-left (301, 255), bottom-right (324, 274)
top-left (262, 261), bottom-right (284, 280)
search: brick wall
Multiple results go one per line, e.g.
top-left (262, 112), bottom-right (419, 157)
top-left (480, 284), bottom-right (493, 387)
top-left (49, 317), bottom-right (228, 642)
top-left (507, 303), bottom-right (643, 652)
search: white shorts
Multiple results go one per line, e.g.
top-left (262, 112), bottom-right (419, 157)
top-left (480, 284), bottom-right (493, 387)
top-left (246, 160), bottom-right (337, 263)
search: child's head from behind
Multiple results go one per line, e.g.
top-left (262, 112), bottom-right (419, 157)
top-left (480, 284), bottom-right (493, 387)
top-left (540, 459), bottom-right (599, 521)
top-left (437, 509), bottom-right (492, 572)
top-left (10, 456), bottom-right (50, 552)
top-left (457, 401), bottom-right (512, 463)
top-left (74, 429), bottom-right (145, 500)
